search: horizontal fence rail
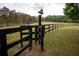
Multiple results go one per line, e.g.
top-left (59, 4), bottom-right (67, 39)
top-left (0, 23), bottom-right (79, 56)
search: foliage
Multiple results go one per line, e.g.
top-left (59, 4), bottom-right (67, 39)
top-left (0, 6), bottom-right (37, 27)
top-left (44, 15), bottom-right (65, 22)
top-left (64, 3), bottom-right (79, 22)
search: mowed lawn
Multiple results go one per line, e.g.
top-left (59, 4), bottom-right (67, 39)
top-left (44, 26), bottom-right (79, 56)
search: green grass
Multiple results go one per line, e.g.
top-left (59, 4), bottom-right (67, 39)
top-left (7, 32), bottom-right (20, 44)
top-left (4, 22), bottom-right (79, 56)
top-left (44, 26), bottom-right (79, 56)
top-left (6, 31), bottom-right (29, 55)
top-left (6, 27), bottom-right (36, 55)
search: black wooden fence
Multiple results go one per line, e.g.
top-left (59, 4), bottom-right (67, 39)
top-left (0, 23), bottom-right (79, 56)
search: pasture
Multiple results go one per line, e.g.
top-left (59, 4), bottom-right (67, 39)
top-left (44, 26), bottom-right (79, 55)
top-left (19, 26), bottom-right (79, 56)
top-left (0, 22), bottom-right (79, 56)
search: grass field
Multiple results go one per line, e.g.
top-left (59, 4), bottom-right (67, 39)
top-left (6, 26), bottom-right (79, 56)
top-left (44, 26), bottom-right (79, 56)
top-left (3, 22), bottom-right (79, 56)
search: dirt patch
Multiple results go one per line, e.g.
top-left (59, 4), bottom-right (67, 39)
top-left (19, 41), bottom-right (48, 56)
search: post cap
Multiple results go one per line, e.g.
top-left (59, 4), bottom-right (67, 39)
top-left (38, 9), bottom-right (43, 15)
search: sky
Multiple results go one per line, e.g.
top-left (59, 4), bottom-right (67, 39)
top-left (0, 3), bottom-right (65, 17)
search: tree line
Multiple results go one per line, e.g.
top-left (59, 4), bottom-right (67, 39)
top-left (0, 6), bottom-right (37, 27)
top-left (44, 3), bottom-right (79, 23)
top-left (0, 3), bottom-right (79, 27)
top-left (43, 15), bottom-right (65, 22)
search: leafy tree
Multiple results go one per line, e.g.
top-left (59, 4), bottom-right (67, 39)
top-left (64, 3), bottom-right (79, 22)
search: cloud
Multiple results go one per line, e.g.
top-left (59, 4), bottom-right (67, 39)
top-left (31, 3), bottom-right (50, 10)
top-left (43, 3), bottom-right (65, 16)
top-left (0, 3), bottom-right (65, 16)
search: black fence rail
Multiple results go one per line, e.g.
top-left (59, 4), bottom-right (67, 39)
top-left (0, 23), bottom-right (79, 56)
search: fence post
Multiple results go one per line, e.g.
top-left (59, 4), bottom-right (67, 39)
top-left (54, 24), bottom-right (56, 29)
top-left (0, 30), bottom-right (8, 56)
top-left (20, 26), bottom-right (23, 48)
top-left (48, 25), bottom-right (50, 32)
top-left (35, 26), bottom-right (38, 45)
top-left (52, 24), bottom-right (54, 30)
top-left (41, 26), bottom-right (45, 52)
top-left (57, 24), bottom-right (59, 28)
top-left (29, 26), bottom-right (32, 52)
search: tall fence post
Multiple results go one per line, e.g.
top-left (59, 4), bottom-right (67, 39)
top-left (0, 30), bottom-right (8, 56)
top-left (41, 25), bottom-right (45, 51)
